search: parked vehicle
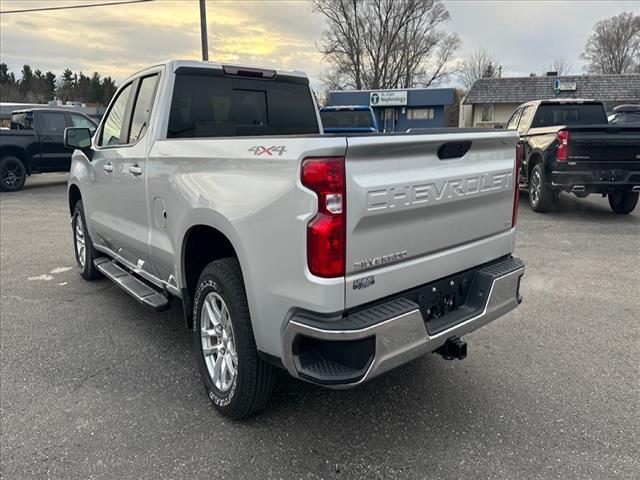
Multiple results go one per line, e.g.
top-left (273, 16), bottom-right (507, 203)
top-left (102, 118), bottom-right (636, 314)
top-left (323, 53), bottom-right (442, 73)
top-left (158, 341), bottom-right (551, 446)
top-left (505, 99), bottom-right (640, 214)
top-left (0, 108), bottom-right (97, 191)
top-left (608, 104), bottom-right (640, 125)
top-left (319, 105), bottom-right (379, 133)
top-left (65, 60), bottom-right (525, 419)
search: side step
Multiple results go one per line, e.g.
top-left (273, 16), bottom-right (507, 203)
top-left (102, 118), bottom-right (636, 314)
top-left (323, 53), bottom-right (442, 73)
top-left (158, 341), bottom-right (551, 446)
top-left (94, 257), bottom-right (170, 311)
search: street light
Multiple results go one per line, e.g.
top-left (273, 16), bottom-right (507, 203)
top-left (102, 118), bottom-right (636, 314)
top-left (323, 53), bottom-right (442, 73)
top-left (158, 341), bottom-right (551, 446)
top-left (199, 0), bottom-right (209, 61)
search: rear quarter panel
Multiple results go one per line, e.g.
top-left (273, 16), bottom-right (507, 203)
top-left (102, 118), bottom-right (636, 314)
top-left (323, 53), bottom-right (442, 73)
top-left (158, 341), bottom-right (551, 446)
top-left (146, 136), bottom-right (347, 357)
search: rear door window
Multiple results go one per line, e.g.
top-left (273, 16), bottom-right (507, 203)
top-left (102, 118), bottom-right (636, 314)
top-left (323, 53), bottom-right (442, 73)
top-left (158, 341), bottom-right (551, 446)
top-left (506, 109), bottom-right (522, 130)
top-left (167, 71), bottom-right (319, 138)
top-left (99, 83), bottom-right (133, 147)
top-left (517, 106), bottom-right (534, 134)
top-left (128, 74), bottom-right (159, 143)
top-left (39, 112), bottom-right (67, 135)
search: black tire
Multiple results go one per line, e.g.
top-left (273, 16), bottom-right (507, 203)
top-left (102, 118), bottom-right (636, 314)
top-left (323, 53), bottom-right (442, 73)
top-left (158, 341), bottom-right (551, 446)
top-left (608, 191), bottom-right (639, 214)
top-left (193, 258), bottom-right (275, 419)
top-left (528, 163), bottom-right (555, 212)
top-left (1, 156), bottom-right (27, 192)
top-left (72, 200), bottom-right (102, 280)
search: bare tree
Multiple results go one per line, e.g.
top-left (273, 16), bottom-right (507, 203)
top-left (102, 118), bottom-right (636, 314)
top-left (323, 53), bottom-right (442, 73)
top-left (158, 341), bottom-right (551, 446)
top-left (581, 11), bottom-right (640, 74)
top-left (550, 56), bottom-right (572, 75)
top-left (458, 47), bottom-right (500, 91)
top-left (312, 0), bottom-right (460, 89)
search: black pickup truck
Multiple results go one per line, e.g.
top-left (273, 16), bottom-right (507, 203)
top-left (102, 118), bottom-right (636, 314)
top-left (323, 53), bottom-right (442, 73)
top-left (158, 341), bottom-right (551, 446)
top-left (506, 99), bottom-right (640, 214)
top-left (0, 108), bottom-right (97, 191)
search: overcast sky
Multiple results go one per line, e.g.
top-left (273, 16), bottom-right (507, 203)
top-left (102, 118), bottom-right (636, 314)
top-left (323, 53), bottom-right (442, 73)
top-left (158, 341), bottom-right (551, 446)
top-left (1, 0), bottom-right (638, 90)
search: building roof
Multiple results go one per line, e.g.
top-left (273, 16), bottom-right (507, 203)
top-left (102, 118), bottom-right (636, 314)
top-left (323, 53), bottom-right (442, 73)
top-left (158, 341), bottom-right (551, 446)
top-left (464, 74), bottom-right (640, 104)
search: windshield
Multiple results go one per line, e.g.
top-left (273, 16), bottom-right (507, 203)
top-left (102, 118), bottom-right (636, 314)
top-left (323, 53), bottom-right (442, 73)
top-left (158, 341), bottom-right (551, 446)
top-left (530, 104), bottom-right (607, 128)
top-left (320, 110), bottom-right (374, 129)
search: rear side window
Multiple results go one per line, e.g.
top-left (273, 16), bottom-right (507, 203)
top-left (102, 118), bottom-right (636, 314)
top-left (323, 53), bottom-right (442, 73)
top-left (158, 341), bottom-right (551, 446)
top-left (10, 112), bottom-right (33, 130)
top-left (39, 112), bottom-right (67, 135)
top-left (517, 106), bottom-right (534, 134)
top-left (100, 83), bottom-right (133, 147)
top-left (506, 109), bottom-right (521, 130)
top-left (167, 72), bottom-right (319, 138)
top-left (128, 74), bottom-right (159, 143)
top-left (531, 104), bottom-right (607, 127)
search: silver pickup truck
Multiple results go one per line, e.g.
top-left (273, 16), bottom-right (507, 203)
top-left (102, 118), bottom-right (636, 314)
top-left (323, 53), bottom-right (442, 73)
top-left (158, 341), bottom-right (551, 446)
top-left (65, 60), bottom-right (525, 419)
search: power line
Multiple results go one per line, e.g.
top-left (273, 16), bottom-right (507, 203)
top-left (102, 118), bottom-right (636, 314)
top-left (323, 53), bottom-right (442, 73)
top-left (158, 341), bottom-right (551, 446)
top-left (0, 0), bottom-right (153, 15)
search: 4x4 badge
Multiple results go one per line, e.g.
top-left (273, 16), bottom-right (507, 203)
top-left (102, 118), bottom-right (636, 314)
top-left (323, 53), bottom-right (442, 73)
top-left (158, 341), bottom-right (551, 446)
top-left (248, 145), bottom-right (286, 156)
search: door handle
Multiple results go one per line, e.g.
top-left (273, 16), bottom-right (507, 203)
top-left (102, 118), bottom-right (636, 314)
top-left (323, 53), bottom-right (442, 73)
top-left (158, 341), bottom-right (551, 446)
top-left (129, 165), bottom-right (143, 176)
top-left (104, 163), bottom-right (113, 173)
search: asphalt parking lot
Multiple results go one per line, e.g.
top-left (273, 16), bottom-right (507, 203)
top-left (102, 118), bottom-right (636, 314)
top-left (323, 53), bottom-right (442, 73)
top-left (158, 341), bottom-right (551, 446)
top-left (1, 173), bottom-right (638, 479)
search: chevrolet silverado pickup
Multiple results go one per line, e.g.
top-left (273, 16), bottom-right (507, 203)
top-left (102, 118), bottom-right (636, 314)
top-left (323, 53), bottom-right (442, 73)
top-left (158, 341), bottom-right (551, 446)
top-left (0, 108), bottom-right (97, 191)
top-left (505, 99), bottom-right (640, 213)
top-left (65, 60), bottom-right (525, 419)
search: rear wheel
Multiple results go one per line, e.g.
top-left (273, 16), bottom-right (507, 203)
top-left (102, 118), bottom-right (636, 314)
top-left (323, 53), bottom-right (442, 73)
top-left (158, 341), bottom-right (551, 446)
top-left (72, 200), bottom-right (102, 280)
top-left (528, 163), bottom-right (555, 212)
top-left (608, 191), bottom-right (639, 214)
top-left (0, 156), bottom-right (27, 192)
top-left (193, 258), bottom-right (275, 419)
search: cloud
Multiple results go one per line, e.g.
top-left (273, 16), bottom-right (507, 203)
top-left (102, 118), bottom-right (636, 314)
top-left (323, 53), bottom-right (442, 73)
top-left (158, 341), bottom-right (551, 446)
top-left (0, 0), bottom-right (325, 83)
top-left (1, 0), bottom-right (636, 90)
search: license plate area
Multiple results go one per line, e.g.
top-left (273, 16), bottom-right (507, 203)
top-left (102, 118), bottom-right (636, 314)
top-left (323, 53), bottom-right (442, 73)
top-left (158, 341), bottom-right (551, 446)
top-left (597, 169), bottom-right (628, 182)
top-left (416, 270), bottom-right (477, 334)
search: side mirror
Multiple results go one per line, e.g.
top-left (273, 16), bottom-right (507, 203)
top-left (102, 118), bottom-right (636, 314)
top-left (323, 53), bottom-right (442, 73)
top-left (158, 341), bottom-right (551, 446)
top-left (64, 127), bottom-right (92, 150)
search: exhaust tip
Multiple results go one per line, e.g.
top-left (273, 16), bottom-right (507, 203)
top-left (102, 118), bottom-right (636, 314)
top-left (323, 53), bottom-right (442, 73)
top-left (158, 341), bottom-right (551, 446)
top-left (572, 185), bottom-right (585, 192)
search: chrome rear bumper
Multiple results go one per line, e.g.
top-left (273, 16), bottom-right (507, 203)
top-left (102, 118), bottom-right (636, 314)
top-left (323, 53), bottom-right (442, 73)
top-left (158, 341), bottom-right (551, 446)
top-left (282, 257), bottom-right (525, 387)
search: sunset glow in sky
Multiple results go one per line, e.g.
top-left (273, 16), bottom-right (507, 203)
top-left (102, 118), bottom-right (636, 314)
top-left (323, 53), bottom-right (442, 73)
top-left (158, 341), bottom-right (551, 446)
top-left (1, 0), bottom-right (637, 88)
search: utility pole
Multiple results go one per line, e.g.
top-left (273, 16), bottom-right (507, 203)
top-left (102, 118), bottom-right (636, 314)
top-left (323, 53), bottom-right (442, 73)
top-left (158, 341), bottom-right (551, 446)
top-left (199, 0), bottom-right (209, 61)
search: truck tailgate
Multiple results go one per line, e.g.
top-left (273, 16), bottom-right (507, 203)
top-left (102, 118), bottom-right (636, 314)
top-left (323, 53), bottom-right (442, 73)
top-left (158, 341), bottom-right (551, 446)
top-left (567, 126), bottom-right (640, 162)
top-left (345, 131), bottom-right (518, 308)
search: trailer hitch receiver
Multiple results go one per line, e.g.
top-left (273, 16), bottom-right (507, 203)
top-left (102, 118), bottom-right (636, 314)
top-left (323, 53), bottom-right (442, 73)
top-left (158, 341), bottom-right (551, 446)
top-left (436, 336), bottom-right (467, 360)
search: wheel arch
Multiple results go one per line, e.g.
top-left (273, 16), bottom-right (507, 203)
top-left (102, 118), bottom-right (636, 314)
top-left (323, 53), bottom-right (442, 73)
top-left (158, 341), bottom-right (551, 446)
top-left (527, 151), bottom-right (545, 181)
top-left (180, 223), bottom-right (249, 330)
top-left (68, 183), bottom-right (82, 216)
top-left (1, 146), bottom-right (31, 172)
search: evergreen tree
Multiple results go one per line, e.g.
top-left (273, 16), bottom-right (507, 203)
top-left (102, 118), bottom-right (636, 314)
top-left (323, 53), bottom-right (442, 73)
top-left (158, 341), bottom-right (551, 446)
top-left (101, 77), bottom-right (117, 105)
top-left (90, 72), bottom-right (102, 103)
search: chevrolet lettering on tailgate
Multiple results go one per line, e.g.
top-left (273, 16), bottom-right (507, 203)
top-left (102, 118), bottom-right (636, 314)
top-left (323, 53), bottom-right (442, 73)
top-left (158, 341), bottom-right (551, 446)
top-left (366, 171), bottom-right (513, 211)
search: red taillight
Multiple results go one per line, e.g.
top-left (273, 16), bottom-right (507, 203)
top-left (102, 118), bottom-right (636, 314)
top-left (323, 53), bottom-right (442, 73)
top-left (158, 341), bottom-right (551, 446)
top-left (301, 157), bottom-right (345, 277)
top-left (512, 143), bottom-right (523, 227)
top-left (557, 129), bottom-right (569, 161)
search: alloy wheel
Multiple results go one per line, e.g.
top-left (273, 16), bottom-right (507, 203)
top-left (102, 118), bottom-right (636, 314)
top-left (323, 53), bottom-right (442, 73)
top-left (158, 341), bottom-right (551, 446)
top-left (200, 292), bottom-right (238, 392)
top-left (1, 159), bottom-right (24, 188)
top-left (75, 214), bottom-right (86, 268)
top-left (531, 170), bottom-right (541, 205)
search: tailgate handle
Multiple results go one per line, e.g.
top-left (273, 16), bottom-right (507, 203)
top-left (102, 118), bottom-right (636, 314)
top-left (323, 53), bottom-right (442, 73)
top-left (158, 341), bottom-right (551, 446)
top-left (438, 141), bottom-right (471, 160)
